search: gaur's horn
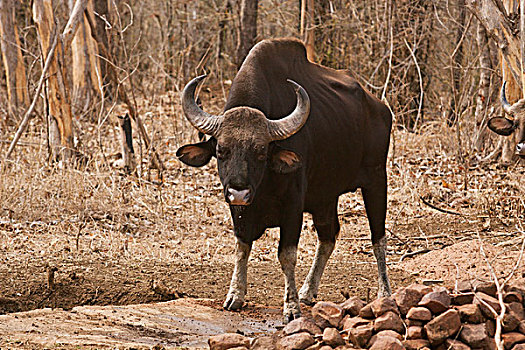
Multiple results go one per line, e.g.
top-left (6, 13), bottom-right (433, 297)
top-left (181, 75), bottom-right (222, 136)
top-left (501, 81), bottom-right (513, 115)
top-left (267, 80), bottom-right (310, 141)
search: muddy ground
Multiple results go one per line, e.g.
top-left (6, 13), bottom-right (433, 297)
top-left (0, 92), bottom-right (524, 348)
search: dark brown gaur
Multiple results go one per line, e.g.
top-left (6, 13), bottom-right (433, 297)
top-left (488, 81), bottom-right (525, 157)
top-left (176, 38), bottom-right (392, 323)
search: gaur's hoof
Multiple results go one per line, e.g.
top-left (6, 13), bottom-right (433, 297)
top-left (223, 294), bottom-right (244, 310)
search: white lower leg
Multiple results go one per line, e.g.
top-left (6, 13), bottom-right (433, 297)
top-left (373, 236), bottom-right (391, 297)
top-left (279, 245), bottom-right (301, 321)
top-left (299, 240), bottom-right (335, 304)
top-left (224, 239), bottom-right (252, 310)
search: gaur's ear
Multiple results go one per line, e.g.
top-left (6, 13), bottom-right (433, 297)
top-left (488, 117), bottom-right (516, 136)
top-left (270, 146), bottom-right (303, 174)
top-left (176, 139), bottom-right (216, 167)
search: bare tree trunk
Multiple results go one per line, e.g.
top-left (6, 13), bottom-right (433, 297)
top-left (236, 0), bottom-right (258, 66)
top-left (69, 0), bottom-right (102, 119)
top-left (33, 0), bottom-right (75, 160)
top-left (0, 0), bottom-right (29, 126)
top-left (448, 0), bottom-right (466, 126)
top-left (93, 0), bottom-right (109, 89)
top-left (300, 0), bottom-right (315, 62)
top-left (474, 22), bottom-right (492, 152)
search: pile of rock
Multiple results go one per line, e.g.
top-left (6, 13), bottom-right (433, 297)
top-left (208, 282), bottom-right (525, 350)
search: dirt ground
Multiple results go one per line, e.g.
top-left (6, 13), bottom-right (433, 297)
top-left (0, 92), bottom-right (524, 347)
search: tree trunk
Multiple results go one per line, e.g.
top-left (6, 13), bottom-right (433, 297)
top-left (474, 22), bottom-right (493, 152)
top-left (236, 0), bottom-right (258, 66)
top-left (69, 0), bottom-right (102, 119)
top-left (0, 0), bottom-right (29, 126)
top-left (33, 0), bottom-right (75, 160)
top-left (447, 0), bottom-right (466, 126)
top-left (300, 0), bottom-right (315, 62)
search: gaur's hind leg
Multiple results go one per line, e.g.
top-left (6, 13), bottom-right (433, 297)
top-left (362, 171), bottom-right (391, 297)
top-left (278, 213), bottom-right (303, 323)
top-left (224, 238), bottom-right (252, 310)
top-left (299, 201), bottom-right (339, 305)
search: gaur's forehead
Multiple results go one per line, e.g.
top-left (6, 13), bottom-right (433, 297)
top-left (216, 107), bottom-right (271, 145)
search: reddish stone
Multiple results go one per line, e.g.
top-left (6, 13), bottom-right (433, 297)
top-left (486, 319), bottom-right (496, 337)
top-left (418, 287), bottom-right (451, 314)
top-left (509, 302), bottom-right (525, 321)
top-left (369, 336), bottom-right (404, 350)
top-left (358, 303), bottom-right (374, 319)
top-left (504, 310), bottom-right (521, 332)
top-left (317, 346), bottom-right (332, 350)
top-left (444, 339), bottom-right (471, 350)
top-left (228, 347), bottom-right (248, 350)
top-left (322, 328), bottom-right (345, 348)
top-left (395, 287), bottom-right (425, 316)
top-left (406, 319), bottom-right (424, 327)
top-left (424, 309), bottom-right (461, 345)
top-left (406, 306), bottom-right (432, 321)
top-left (408, 284), bottom-right (433, 296)
top-left (512, 345), bottom-right (525, 350)
top-left (370, 296), bottom-right (399, 317)
top-left (251, 336), bottom-right (276, 350)
top-left (374, 310), bottom-right (405, 333)
top-left (348, 324), bottom-right (373, 348)
top-left (312, 302), bottom-right (344, 329)
top-left (340, 297), bottom-right (365, 317)
top-left (341, 316), bottom-right (370, 331)
top-left (406, 326), bottom-right (424, 339)
top-left (519, 320), bottom-right (525, 334)
top-left (502, 332), bottom-right (525, 350)
top-left (371, 330), bottom-right (403, 342)
top-left (459, 323), bottom-right (489, 348)
top-left (473, 281), bottom-right (497, 297)
top-left (474, 292), bottom-right (501, 319)
top-left (277, 332), bottom-right (316, 350)
top-left (505, 292), bottom-right (524, 304)
top-left (284, 317), bottom-right (323, 336)
top-left (403, 339), bottom-right (430, 350)
top-left (457, 303), bottom-right (484, 323)
top-left (452, 293), bottom-right (474, 305)
top-left (209, 333), bottom-right (251, 350)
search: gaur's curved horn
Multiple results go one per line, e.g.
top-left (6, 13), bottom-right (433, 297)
top-left (267, 80), bottom-right (310, 141)
top-left (181, 75), bottom-right (221, 136)
top-left (501, 81), bottom-right (513, 115)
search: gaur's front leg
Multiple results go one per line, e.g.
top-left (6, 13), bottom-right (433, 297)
top-left (224, 238), bottom-right (252, 310)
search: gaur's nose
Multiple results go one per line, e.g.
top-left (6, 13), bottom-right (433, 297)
top-left (227, 187), bottom-right (252, 206)
top-left (517, 143), bottom-right (525, 155)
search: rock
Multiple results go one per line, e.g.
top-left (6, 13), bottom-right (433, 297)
top-left (504, 310), bottom-right (521, 332)
top-left (444, 339), bottom-right (471, 350)
top-left (508, 302), bottom-right (525, 321)
top-left (251, 336), bottom-right (276, 350)
top-left (395, 287), bottom-right (424, 316)
top-left (418, 287), bottom-right (451, 314)
top-left (209, 333), bottom-right (251, 350)
top-left (406, 319), bottom-right (424, 327)
top-left (519, 320), bottom-right (525, 334)
top-left (312, 302), bottom-right (344, 329)
top-left (370, 296), bottom-right (399, 317)
top-left (348, 324), bottom-right (373, 348)
top-left (508, 286), bottom-right (525, 302)
top-left (502, 332), bottom-right (525, 350)
top-left (457, 303), bottom-right (484, 323)
top-left (452, 294), bottom-right (474, 306)
top-left (505, 292), bottom-right (524, 304)
top-left (228, 347), bottom-right (249, 350)
top-left (512, 345), bottom-right (525, 350)
top-left (340, 297), bottom-right (365, 317)
top-left (474, 281), bottom-right (497, 297)
top-left (406, 326), bottom-right (424, 339)
top-left (369, 330), bottom-right (403, 345)
top-left (284, 318), bottom-right (322, 336)
top-left (408, 284), bottom-right (433, 296)
top-left (406, 307), bottom-right (432, 321)
top-left (318, 346), bottom-right (332, 350)
top-left (424, 309), bottom-right (461, 345)
top-left (322, 328), bottom-right (345, 348)
top-left (358, 303), bottom-right (374, 319)
top-left (486, 319), bottom-right (496, 337)
top-left (474, 292), bottom-right (501, 319)
top-left (369, 336), bottom-right (405, 350)
top-left (456, 281), bottom-right (474, 293)
top-left (403, 339), bottom-right (431, 350)
top-left (459, 323), bottom-right (489, 348)
top-left (374, 310), bottom-right (404, 333)
top-left (341, 316), bottom-right (370, 331)
top-left (277, 332), bottom-right (316, 350)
